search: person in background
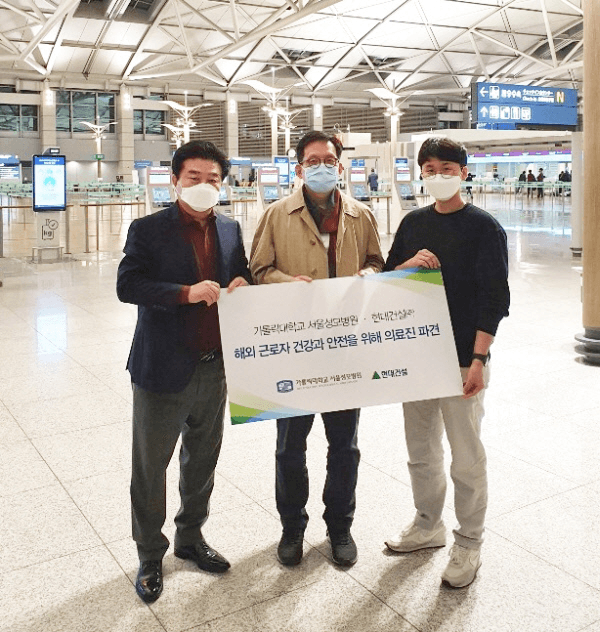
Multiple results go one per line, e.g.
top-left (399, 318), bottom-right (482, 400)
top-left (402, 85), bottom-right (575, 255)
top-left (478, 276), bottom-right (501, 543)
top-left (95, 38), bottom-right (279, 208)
top-left (465, 172), bottom-right (473, 198)
top-left (517, 170), bottom-right (526, 194)
top-left (537, 167), bottom-right (545, 198)
top-left (368, 168), bottom-right (379, 192)
top-left (383, 136), bottom-right (509, 588)
top-left (117, 140), bottom-right (252, 604)
top-left (250, 130), bottom-right (384, 569)
top-left (526, 169), bottom-right (536, 198)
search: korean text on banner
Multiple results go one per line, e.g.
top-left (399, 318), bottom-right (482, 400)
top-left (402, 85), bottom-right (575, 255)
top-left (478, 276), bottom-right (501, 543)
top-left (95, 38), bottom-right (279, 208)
top-left (218, 269), bottom-right (463, 424)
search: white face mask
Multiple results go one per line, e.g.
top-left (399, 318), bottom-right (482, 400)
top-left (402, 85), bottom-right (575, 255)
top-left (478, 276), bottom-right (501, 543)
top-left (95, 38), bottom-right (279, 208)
top-left (423, 174), bottom-right (462, 201)
top-left (177, 182), bottom-right (220, 213)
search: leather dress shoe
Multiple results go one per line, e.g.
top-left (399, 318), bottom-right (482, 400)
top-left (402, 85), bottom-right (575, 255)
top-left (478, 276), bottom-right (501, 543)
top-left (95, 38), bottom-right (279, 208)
top-left (328, 529), bottom-right (358, 567)
top-left (174, 538), bottom-right (230, 573)
top-left (277, 529), bottom-right (304, 566)
top-left (135, 560), bottom-right (163, 603)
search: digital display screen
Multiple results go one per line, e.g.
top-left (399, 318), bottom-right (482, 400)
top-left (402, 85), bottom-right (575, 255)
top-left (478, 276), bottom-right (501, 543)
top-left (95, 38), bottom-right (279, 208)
top-left (32, 155), bottom-right (66, 212)
top-left (151, 187), bottom-right (171, 205)
top-left (350, 168), bottom-right (365, 183)
top-left (400, 184), bottom-right (415, 200)
top-left (352, 184), bottom-right (368, 198)
top-left (260, 172), bottom-right (279, 184)
top-left (148, 173), bottom-right (171, 184)
top-left (263, 186), bottom-right (279, 200)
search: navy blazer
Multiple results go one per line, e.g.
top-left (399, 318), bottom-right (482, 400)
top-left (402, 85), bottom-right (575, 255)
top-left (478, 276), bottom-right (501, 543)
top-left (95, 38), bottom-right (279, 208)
top-left (117, 203), bottom-right (252, 393)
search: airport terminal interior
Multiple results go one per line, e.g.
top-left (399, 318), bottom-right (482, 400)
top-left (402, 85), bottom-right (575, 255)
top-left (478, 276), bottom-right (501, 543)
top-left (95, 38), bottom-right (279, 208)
top-left (2, 1), bottom-right (599, 631)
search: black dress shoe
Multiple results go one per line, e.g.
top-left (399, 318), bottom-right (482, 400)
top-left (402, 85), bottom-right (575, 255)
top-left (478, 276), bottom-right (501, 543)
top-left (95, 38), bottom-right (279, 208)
top-left (328, 529), bottom-right (357, 567)
top-left (135, 560), bottom-right (163, 603)
top-left (277, 529), bottom-right (304, 566)
top-left (174, 538), bottom-right (230, 573)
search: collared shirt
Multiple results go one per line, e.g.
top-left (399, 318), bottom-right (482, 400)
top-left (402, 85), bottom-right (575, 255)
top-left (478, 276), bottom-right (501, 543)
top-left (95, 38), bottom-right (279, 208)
top-left (178, 203), bottom-right (221, 353)
top-left (303, 186), bottom-right (341, 278)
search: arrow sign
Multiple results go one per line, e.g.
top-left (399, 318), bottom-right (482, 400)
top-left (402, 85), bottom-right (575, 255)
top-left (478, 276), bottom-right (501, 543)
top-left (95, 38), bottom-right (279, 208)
top-left (480, 106), bottom-right (488, 117)
top-left (480, 86), bottom-right (488, 97)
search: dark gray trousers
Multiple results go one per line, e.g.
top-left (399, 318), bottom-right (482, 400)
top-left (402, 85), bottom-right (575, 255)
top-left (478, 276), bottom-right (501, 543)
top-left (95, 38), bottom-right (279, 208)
top-left (130, 357), bottom-right (227, 561)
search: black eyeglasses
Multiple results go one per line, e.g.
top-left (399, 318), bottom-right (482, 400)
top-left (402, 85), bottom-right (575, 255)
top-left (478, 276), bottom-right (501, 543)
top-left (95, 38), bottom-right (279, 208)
top-left (301, 157), bottom-right (339, 168)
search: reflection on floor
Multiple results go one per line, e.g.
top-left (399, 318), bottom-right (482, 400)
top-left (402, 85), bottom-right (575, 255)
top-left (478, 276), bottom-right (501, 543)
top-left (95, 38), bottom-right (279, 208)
top-left (1, 197), bottom-right (599, 632)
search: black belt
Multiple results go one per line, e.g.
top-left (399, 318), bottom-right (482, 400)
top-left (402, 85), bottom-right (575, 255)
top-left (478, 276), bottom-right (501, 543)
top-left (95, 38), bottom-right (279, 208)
top-left (199, 349), bottom-right (221, 363)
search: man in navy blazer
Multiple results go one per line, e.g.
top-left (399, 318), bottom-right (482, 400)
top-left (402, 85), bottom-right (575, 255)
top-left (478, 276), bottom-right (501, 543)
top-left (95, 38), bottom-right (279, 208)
top-left (117, 140), bottom-right (251, 604)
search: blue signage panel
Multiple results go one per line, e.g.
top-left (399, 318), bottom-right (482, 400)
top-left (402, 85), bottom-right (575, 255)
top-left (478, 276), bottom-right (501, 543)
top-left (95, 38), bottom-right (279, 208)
top-left (471, 82), bottom-right (577, 127)
top-left (32, 155), bottom-right (67, 212)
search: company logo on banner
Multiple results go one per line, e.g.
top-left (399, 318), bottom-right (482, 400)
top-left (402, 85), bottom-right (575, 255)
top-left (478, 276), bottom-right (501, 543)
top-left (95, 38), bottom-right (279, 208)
top-left (277, 380), bottom-right (294, 393)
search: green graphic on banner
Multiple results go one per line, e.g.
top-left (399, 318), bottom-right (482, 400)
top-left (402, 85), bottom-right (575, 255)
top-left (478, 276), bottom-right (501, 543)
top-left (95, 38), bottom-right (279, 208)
top-left (372, 371), bottom-right (381, 380)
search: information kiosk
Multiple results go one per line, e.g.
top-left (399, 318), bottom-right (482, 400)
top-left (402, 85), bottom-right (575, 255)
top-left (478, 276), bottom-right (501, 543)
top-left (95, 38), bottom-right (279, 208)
top-left (347, 165), bottom-right (371, 205)
top-left (257, 166), bottom-right (282, 214)
top-left (217, 184), bottom-right (232, 215)
top-left (145, 166), bottom-right (174, 212)
top-left (32, 154), bottom-right (66, 262)
top-left (393, 157), bottom-right (419, 212)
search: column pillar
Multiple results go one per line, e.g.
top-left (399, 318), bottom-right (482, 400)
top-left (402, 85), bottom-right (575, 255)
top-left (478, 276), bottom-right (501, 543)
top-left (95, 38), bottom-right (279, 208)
top-left (312, 101), bottom-right (323, 131)
top-left (570, 132), bottom-right (583, 256)
top-left (40, 81), bottom-right (56, 150)
top-left (118, 86), bottom-right (134, 183)
top-left (225, 96), bottom-right (239, 157)
top-left (576, 0), bottom-right (600, 361)
top-left (389, 113), bottom-right (399, 142)
top-left (270, 112), bottom-right (278, 159)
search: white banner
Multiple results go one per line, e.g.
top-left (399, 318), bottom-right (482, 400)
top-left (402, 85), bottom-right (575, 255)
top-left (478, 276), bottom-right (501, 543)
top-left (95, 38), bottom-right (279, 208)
top-left (218, 269), bottom-right (463, 424)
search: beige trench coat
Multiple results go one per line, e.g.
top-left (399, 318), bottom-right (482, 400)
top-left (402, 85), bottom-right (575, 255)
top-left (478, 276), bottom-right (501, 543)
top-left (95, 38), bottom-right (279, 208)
top-left (250, 188), bottom-right (384, 284)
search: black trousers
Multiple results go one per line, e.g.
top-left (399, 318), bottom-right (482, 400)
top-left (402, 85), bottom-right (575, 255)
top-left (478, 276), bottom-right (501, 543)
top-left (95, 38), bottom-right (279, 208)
top-left (275, 408), bottom-right (360, 533)
top-left (130, 358), bottom-right (226, 561)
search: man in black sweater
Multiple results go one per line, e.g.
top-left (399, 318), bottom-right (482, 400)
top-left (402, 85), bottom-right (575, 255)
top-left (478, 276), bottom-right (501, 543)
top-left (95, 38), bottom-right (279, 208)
top-left (383, 137), bottom-right (509, 588)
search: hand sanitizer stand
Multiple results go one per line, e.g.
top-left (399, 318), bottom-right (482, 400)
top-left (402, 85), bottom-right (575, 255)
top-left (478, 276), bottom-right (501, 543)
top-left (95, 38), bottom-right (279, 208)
top-left (33, 212), bottom-right (63, 263)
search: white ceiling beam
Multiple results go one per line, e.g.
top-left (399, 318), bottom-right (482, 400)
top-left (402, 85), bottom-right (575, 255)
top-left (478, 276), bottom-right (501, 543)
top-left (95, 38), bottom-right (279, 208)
top-left (0, 0), bottom-right (41, 23)
top-left (474, 30), bottom-right (554, 69)
top-left (540, 0), bottom-right (558, 67)
top-left (229, 0), bottom-right (240, 40)
top-left (414, 0), bottom-right (462, 89)
top-left (555, 0), bottom-right (583, 15)
top-left (122, 0), bottom-right (176, 79)
top-left (45, 5), bottom-right (78, 74)
top-left (129, 0), bottom-right (346, 81)
top-left (178, 0), bottom-right (235, 43)
top-left (469, 31), bottom-right (490, 81)
top-left (173, 0), bottom-right (195, 69)
top-left (17, 0), bottom-right (80, 62)
top-left (395, 0), bottom-right (522, 90)
top-left (313, 0), bottom-right (411, 91)
top-left (0, 31), bottom-right (19, 55)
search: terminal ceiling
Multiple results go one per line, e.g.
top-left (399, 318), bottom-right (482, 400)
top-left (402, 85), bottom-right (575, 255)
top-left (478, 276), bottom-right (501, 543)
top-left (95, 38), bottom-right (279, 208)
top-left (0, 0), bottom-right (583, 109)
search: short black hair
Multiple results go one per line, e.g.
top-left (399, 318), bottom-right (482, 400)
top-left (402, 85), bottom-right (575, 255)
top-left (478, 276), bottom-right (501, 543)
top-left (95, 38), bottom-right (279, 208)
top-left (172, 140), bottom-right (230, 179)
top-left (417, 137), bottom-right (468, 168)
top-left (296, 131), bottom-right (343, 164)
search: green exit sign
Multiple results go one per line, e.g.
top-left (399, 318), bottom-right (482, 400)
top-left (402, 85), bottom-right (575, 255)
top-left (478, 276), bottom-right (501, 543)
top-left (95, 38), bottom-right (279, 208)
top-left (95, 154), bottom-right (104, 160)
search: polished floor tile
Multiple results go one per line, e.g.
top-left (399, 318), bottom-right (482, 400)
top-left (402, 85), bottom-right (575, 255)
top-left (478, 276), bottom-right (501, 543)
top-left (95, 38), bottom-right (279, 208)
top-left (1, 204), bottom-right (600, 631)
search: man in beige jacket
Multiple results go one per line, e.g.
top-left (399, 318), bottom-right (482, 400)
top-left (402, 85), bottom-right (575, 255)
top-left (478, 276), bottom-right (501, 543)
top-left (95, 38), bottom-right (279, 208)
top-left (250, 130), bottom-right (384, 568)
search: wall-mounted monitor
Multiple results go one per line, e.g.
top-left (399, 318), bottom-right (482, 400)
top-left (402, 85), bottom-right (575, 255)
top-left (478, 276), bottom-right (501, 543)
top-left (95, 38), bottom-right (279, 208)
top-left (32, 155), bottom-right (66, 212)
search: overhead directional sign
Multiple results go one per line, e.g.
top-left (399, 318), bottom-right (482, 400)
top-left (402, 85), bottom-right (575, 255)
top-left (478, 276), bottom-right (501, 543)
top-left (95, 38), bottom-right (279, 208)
top-left (471, 82), bottom-right (578, 128)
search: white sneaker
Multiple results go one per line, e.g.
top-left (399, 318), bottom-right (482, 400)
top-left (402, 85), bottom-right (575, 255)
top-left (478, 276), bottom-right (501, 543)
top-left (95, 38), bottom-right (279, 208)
top-left (385, 521), bottom-right (446, 553)
top-left (441, 544), bottom-right (481, 588)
